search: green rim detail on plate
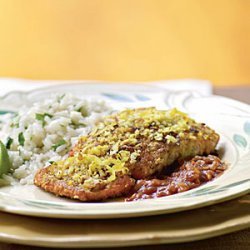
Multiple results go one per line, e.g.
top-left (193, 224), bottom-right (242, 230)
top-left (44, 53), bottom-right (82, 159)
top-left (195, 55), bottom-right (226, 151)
top-left (233, 134), bottom-right (247, 148)
top-left (243, 121), bottom-right (250, 135)
top-left (101, 93), bottom-right (134, 102)
top-left (0, 111), bottom-right (14, 115)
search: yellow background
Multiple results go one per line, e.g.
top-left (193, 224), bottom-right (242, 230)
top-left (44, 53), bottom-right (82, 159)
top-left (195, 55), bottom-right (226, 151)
top-left (0, 0), bottom-right (249, 86)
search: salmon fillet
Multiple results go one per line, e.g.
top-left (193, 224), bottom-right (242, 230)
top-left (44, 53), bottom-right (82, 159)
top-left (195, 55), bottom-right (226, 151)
top-left (34, 107), bottom-right (219, 201)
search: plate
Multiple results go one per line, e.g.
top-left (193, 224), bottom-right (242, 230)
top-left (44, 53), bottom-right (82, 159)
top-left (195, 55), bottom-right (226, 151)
top-left (0, 195), bottom-right (249, 247)
top-left (0, 83), bottom-right (249, 219)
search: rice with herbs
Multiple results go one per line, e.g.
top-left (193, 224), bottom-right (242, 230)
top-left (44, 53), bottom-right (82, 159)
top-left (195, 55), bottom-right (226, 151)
top-left (0, 94), bottom-right (111, 185)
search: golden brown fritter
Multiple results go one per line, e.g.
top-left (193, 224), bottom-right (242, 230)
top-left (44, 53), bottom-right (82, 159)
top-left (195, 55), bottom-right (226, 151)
top-left (34, 107), bottom-right (220, 201)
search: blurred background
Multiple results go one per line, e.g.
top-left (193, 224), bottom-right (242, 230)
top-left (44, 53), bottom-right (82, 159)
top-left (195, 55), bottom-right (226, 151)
top-left (0, 0), bottom-right (249, 87)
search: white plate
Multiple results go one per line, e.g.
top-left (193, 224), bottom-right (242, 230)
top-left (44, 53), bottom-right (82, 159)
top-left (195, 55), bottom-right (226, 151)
top-left (0, 83), bottom-right (249, 219)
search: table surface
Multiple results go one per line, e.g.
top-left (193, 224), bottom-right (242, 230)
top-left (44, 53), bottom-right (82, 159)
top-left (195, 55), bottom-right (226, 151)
top-left (0, 86), bottom-right (249, 250)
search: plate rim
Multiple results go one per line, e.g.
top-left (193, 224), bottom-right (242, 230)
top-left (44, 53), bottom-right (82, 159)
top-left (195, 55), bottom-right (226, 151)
top-left (0, 195), bottom-right (249, 247)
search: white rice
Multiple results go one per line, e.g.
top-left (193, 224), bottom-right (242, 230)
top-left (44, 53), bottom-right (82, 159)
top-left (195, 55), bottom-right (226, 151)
top-left (0, 93), bottom-right (111, 185)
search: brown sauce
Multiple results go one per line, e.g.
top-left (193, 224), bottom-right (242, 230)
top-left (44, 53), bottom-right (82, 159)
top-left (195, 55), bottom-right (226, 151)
top-left (126, 155), bottom-right (226, 201)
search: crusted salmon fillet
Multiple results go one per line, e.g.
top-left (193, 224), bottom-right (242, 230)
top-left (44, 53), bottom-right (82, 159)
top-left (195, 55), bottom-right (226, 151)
top-left (34, 108), bottom-right (219, 201)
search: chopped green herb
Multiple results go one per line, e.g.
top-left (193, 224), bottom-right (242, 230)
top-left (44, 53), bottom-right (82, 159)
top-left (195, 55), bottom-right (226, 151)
top-left (52, 139), bottom-right (66, 151)
top-left (48, 160), bottom-right (55, 164)
top-left (6, 137), bottom-right (13, 149)
top-left (75, 106), bottom-right (88, 117)
top-left (58, 94), bottom-right (66, 102)
top-left (35, 113), bottom-right (53, 126)
top-left (10, 122), bottom-right (19, 128)
top-left (79, 122), bottom-right (87, 127)
top-left (18, 132), bottom-right (25, 146)
top-left (10, 115), bottom-right (20, 128)
top-left (69, 122), bottom-right (87, 128)
top-left (44, 113), bottom-right (53, 118)
top-left (76, 107), bottom-right (82, 112)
